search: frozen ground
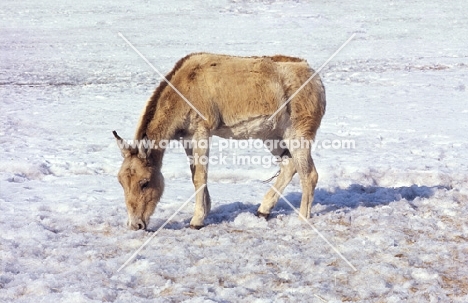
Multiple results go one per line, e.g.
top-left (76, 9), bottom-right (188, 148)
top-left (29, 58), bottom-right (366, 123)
top-left (1, 0), bottom-right (468, 302)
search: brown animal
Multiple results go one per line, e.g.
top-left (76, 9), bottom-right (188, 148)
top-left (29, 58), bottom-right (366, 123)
top-left (113, 53), bottom-right (326, 230)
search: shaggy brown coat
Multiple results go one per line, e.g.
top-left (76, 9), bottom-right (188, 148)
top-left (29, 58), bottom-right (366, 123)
top-left (114, 53), bottom-right (325, 230)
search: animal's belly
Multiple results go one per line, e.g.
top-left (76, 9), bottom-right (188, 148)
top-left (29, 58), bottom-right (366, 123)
top-left (212, 116), bottom-right (281, 140)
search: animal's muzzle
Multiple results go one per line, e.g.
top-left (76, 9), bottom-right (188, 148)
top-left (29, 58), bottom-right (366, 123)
top-left (127, 218), bottom-right (146, 230)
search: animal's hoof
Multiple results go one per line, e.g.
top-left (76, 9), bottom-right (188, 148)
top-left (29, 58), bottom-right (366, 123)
top-left (190, 225), bottom-right (204, 230)
top-left (256, 211), bottom-right (270, 220)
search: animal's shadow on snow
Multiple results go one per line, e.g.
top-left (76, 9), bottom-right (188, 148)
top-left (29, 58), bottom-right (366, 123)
top-left (206, 184), bottom-right (444, 224)
top-left (151, 201), bottom-right (258, 231)
top-left (151, 184), bottom-right (445, 230)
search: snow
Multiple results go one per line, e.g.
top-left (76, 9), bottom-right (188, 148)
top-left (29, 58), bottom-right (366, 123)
top-left (1, 0), bottom-right (468, 302)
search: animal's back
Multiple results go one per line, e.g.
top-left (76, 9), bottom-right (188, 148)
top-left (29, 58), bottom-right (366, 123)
top-left (169, 53), bottom-right (324, 130)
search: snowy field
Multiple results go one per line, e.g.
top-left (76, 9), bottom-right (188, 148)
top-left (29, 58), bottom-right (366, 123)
top-left (1, 0), bottom-right (468, 302)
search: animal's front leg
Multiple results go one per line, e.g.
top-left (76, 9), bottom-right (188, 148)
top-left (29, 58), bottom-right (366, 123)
top-left (189, 134), bottom-right (211, 229)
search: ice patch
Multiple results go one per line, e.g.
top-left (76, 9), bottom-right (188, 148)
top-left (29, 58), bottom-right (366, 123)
top-left (233, 212), bottom-right (268, 229)
top-left (1, 161), bottom-right (52, 181)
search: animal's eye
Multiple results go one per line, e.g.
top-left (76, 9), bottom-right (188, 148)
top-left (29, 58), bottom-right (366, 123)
top-left (139, 179), bottom-right (149, 190)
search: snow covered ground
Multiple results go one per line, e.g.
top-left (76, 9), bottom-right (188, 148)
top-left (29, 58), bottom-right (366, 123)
top-left (1, 0), bottom-right (468, 301)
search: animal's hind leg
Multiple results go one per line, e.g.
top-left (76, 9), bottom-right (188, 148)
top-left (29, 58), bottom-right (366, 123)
top-left (257, 149), bottom-right (297, 218)
top-left (290, 147), bottom-right (318, 219)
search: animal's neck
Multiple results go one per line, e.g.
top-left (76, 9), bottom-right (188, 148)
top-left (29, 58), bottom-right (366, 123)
top-left (137, 98), bottom-right (180, 169)
top-left (149, 148), bottom-right (165, 171)
top-left (146, 125), bottom-right (178, 170)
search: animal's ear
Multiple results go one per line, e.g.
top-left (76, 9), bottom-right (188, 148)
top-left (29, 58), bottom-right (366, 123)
top-left (113, 130), bottom-right (134, 158)
top-left (137, 134), bottom-right (151, 159)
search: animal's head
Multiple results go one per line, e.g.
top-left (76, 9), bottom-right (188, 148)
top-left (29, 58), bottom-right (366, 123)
top-left (113, 131), bottom-right (164, 230)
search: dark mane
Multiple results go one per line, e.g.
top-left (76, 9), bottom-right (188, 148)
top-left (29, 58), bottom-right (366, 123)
top-left (249, 55), bottom-right (305, 63)
top-left (268, 55), bottom-right (305, 63)
top-left (135, 53), bottom-right (200, 139)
